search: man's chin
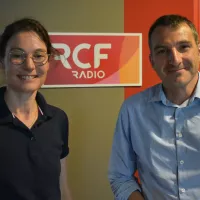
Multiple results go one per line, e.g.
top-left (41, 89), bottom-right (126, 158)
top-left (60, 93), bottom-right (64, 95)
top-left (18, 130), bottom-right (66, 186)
top-left (163, 78), bottom-right (188, 89)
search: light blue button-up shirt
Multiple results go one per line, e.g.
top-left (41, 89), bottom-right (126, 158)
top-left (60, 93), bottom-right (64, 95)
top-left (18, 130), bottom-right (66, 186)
top-left (108, 77), bottom-right (200, 200)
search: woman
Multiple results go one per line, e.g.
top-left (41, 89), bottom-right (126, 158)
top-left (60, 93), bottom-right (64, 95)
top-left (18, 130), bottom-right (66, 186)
top-left (0, 18), bottom-right (72, 200)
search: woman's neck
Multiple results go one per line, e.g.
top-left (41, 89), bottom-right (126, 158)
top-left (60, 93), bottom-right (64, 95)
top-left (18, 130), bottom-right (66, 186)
top-left (4, 87), bottom-right (38, 117)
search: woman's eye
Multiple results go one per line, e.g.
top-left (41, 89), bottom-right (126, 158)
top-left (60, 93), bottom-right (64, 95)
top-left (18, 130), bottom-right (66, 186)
top-left (12, 54), bottom-right (22, 59)
top-left (35, 55), bottom-right (43, 58)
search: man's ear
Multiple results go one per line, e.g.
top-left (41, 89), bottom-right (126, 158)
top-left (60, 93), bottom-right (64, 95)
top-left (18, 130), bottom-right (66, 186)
top-left (149, 53), bottom-right (155, 69)
top-left (149, 54), bottom-right (152, 63)
top-left (198, 43), bottom-right (200, 57)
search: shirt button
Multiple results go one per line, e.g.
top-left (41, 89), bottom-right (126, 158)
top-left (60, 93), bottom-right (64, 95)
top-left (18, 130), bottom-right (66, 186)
top-left (30, 137), bottom-right (35, 141)
top-left (180, 160), bottom-right (184, 165)
top-left (178, 133), bottom-right (182, 138)
top-left (180, 188), bottom-right (185, 193)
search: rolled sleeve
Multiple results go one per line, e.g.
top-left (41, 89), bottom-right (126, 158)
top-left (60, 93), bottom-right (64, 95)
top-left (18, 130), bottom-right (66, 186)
top-left (108, 102), bottom-right (141, 200)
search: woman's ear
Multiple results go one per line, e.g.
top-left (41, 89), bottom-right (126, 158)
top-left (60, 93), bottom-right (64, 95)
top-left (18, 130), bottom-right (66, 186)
top-left (0, 60), bottom-right (3, 70)
top-left (0, 60), bottom-right (5, 86)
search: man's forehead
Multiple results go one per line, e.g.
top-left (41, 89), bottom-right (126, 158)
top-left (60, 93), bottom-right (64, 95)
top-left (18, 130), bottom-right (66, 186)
top-left (153, 23), bottom-right (187, 33)
top-left (150, 24), bottom-right (195, 47)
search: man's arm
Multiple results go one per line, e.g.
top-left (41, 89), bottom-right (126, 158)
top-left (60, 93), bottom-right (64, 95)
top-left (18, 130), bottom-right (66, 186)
top-left (108, 102), bottom-right (142, 200)
top-left (60, 158), bottom-right (72, 200)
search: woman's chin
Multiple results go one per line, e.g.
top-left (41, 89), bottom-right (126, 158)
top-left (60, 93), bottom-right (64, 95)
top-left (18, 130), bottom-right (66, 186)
top-left (8, 83), bottom-right (41, 93)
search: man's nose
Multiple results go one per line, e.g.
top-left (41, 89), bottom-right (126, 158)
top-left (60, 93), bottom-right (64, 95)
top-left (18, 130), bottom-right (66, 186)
top-left (168, 48), bottom-right (182, 66)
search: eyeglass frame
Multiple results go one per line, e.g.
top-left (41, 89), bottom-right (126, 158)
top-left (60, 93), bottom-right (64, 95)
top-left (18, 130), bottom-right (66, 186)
top-left (8, 49), bottom-right (51, 66)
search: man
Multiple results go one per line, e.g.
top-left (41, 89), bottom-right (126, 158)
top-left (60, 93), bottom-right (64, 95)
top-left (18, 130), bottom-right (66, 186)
top-left (108, 14), bottom-right (200, 200)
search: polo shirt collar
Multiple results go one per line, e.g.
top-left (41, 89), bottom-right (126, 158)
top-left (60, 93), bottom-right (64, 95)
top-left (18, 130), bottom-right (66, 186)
top-left (0, 86), bottom-right (53, 124)
top-left (36, 90), bottom-right (53, 118)
top-left (0, 87), bottom-right (12, 123)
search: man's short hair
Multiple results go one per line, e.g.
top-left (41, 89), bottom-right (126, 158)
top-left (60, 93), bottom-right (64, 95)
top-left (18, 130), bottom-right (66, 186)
top-left (148, 14), bottom-right (199, 50)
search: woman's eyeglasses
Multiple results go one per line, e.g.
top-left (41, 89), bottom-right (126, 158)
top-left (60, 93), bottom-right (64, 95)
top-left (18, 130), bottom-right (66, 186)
top-left (9, 49), bottom-right (50, 66)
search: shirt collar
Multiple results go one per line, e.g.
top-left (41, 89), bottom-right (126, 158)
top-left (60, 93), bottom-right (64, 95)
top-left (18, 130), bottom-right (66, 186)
top-left (148, 72), bottom-right (200, 105)
top-left (0, 86), bottom-right (53, 124)
top-left (0, 87), bottom-right (12, 123)
top-left (148, 83), bottom-right (163, 103)
top-left (190, 72), bottom-right (200, 100)
top-left (36, 90), bottom-right (53, 118)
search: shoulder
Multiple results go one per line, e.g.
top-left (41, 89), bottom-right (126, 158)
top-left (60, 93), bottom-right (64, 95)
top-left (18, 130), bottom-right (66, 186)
top-left (36, 91), bottom-right (68, 122)
top-left (44, 105), bottom-right (69, 138)
top-left (121, 83), bottom-right (161, 110)
top-left (46, 104), bottom-right (68, 122)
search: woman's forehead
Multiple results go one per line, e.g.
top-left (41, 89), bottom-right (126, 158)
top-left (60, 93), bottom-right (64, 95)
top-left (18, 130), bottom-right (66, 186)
top-left (6, 31), bottom-right (47, 53)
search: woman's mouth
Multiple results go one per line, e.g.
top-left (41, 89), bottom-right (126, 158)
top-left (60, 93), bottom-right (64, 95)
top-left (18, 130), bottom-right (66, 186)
top-left (18, 75), bottom-right (38, 80)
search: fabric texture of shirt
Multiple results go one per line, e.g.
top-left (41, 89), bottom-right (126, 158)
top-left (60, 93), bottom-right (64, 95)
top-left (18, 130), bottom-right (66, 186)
top-left (108, 76), bottom-right (200, 200)
top-left (0, 86), bottom-right (69, 200)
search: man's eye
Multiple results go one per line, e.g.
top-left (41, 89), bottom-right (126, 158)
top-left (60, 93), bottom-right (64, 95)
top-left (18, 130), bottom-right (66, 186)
top-left (156, 49), bottom-right (166, 54)
top-left (180, 45), bottom-right (190, 51)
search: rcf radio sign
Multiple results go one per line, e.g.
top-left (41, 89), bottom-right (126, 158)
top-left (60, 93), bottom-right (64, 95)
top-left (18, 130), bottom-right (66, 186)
top-left (44, 33), bottom-right (142, 88)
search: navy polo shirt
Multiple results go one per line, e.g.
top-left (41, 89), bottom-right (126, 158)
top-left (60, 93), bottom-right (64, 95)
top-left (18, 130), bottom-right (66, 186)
top-left (0, 86), bottom-right (69, 200)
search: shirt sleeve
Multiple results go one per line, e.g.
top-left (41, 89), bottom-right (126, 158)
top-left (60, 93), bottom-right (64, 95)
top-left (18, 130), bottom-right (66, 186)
top-left (60, 111), bottom-right (69, 159)
top-left (108, 102), bottom-right (141, 200)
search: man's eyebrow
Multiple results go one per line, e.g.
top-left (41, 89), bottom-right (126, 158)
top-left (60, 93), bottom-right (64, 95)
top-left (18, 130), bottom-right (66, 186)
top-left (177, 40), bottom-right (192, 45)
top-left (153, 45), bottom-right (166, 51)
top-left (153, 40), bottom-right (193, 51)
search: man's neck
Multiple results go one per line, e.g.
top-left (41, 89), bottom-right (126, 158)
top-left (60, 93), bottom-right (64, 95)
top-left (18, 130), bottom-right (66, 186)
top-left (164, 74), bottom-right (198, 105)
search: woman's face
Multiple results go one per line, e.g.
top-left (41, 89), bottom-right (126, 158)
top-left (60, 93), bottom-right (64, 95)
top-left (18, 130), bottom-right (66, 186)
top-left (3, 31), bottom-right (49, 93)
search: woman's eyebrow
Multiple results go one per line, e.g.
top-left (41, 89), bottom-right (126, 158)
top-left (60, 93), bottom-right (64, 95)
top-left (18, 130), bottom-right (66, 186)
top-left (9, 47), bottom-right (24, 52)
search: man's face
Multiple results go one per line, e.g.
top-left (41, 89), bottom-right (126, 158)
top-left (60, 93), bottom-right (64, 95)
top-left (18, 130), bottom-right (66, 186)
top-left (149, 23), bottom-right (200, 89)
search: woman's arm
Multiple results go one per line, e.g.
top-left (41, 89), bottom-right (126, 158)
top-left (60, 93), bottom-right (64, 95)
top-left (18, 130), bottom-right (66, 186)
top-left (60, 158), bottom-right (72, 200)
